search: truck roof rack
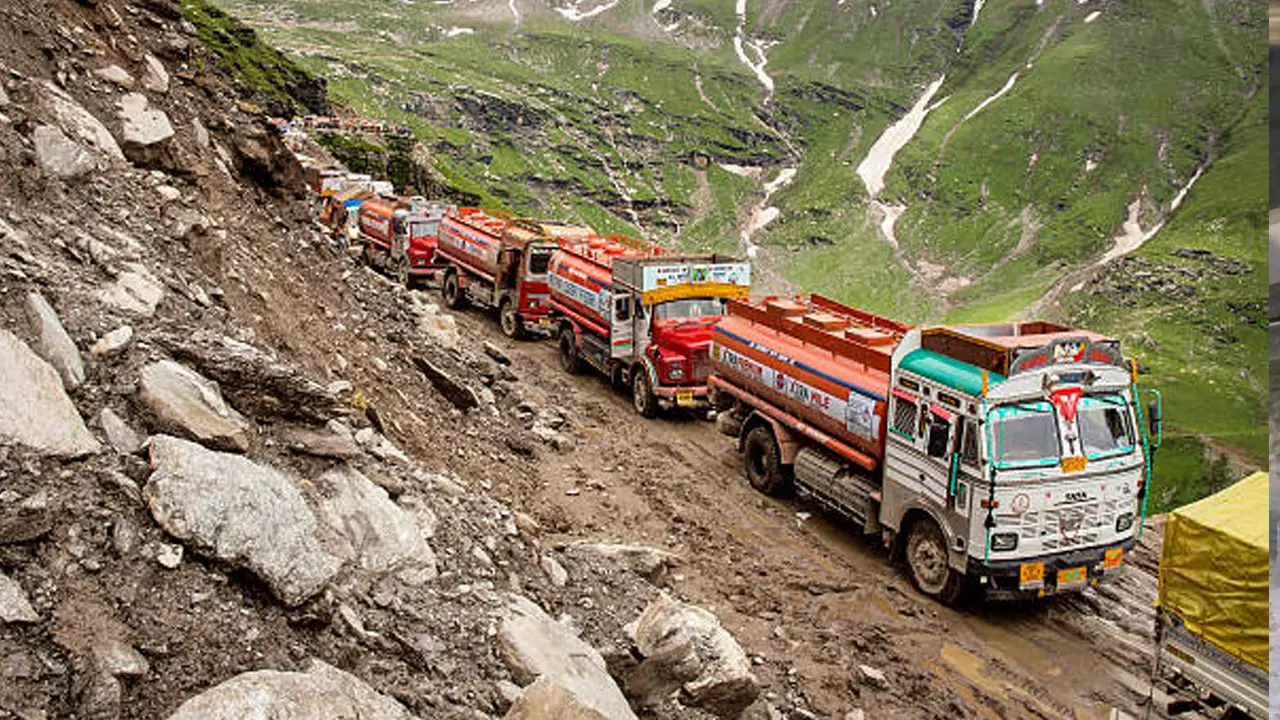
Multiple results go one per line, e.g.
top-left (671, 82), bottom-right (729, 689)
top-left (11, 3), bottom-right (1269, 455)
top-left (557, 231), bottom-right (664, 269)
top-left (921, 324), bottom-right (1118, 377)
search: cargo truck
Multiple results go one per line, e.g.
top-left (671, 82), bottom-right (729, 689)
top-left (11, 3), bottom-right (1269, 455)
top-left (709, 294), bottom-right (1162, 604)
top-left (1152, 471), bottom-right (1267, 718)
top-left (435, 208), bottom-right (594, 338)
top-left (356, 198), bottom-right (453, 287)
top-left (549, 233), bottom-right (751, 417)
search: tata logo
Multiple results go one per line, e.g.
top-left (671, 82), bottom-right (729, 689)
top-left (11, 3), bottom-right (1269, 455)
top-left (1063, 491), bottom-right (1089, 504)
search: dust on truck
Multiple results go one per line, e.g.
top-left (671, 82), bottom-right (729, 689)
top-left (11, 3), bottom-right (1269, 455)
top-left (709, 294), bottom-right (1162, 603)
top-left (434, 208), bottom-right (593, 338)
top-left (548, 232), bottom-right (751, 417)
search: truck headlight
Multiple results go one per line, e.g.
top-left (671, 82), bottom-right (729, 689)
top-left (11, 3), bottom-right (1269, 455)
top-left (1115, 513), bottom-right (1133, 533)
top-left (668, 364), bottom-right (685, 380)
top-left (990, 532), bottom-right (1018, 552)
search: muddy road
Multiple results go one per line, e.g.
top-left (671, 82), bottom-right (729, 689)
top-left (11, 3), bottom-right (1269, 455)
top-left (425, 313), bottom-right (1180, 720)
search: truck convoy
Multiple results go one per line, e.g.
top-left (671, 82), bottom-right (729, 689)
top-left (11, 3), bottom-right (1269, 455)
top-left (435, 208), bottom-right (596, 339)
top-left (548, 232), bottom-right (751, 417)
top-left (356, 198), bottom-right (454, 287)
top-left (1153, 470), bottom-right (1267, 718)
top-left (708, 294), bottom-right (1162, 604)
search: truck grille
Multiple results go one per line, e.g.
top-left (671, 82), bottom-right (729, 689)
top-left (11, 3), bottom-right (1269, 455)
top-left (691, 348), bottom-right (712, 381)
top-left (996, 499), bottom-right (1122, 551)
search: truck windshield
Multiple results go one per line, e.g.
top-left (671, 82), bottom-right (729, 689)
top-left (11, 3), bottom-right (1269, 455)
top-left (1077, 394), bottom-right (1135, 457)
top-left (410, 220), bottom-right (439, 239)
top-left (989, 401), bottom-right (1060, 465)
top-left (654, 298), bottom-right (726, 321)
top-left (527, 247), bottom-right (552, 276)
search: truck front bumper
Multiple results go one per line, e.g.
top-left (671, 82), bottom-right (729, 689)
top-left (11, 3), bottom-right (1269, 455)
top-left (654, 384), bottom-right (711, 410)
top-left (968, 538), bottom-right (1137, 600)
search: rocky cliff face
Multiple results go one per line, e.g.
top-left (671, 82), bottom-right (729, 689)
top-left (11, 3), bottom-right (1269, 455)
top-left (0, 1), bottom-right (761, 718)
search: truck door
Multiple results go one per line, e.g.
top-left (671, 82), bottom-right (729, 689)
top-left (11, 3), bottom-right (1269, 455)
top-left (611, 293), bottom-right (634, 360)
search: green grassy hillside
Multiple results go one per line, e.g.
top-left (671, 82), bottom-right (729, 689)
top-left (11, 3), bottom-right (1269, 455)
top-left (211, 0), bottom-right (1268, 501)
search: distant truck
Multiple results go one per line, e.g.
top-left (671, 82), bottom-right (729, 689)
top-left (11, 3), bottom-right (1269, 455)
top-left (709, 294), bottom-right (1163, 604)
top-left (1153, 470), bottom-right (1267, 718)
top-left (435, 208), bottom-right (594, 338)
top-left (549, 233), bottom-right (751, 417)
top-left (356, 198), bottom-right (453, 287)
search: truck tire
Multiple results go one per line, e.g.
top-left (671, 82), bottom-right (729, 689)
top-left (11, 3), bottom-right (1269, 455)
top-left (395, 256), bottom-right (411, 288)
top-left (905, 518), bottom-right (969, 605)
top-left (558, 326), bottom-right (582, 375)
top-left (499, 298), bottom-right (524, 339)
top-left (743, 425), bottom-right (789, 495)
top-left (442, 270), bottom-right (467, 310)
top-left (632, 369), bottom-right (658, 419)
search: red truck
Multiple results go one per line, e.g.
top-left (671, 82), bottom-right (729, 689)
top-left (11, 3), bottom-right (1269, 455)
top-left (435, 208), bottom-right (594, 338)
top-left (709, 294), bottom-right (1161, 604)
top-left (356, 198), bottom-right (453, 287)
top-left (549, 233), bottom-right (752, 417)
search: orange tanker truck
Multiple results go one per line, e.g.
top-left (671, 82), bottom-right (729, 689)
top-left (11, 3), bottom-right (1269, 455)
top-left (709, 294), bottom-right (1163, 604)
top-left (435, 208), bottom-right (595, 338)
top-left (356, 198), bottom-right (453, 287)
top-left (549, 233), bottom-right (752, 417)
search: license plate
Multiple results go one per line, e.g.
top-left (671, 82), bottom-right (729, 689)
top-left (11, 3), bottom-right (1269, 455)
top-left (1056, 566), bottom-right (1087, 588)
top-left (1104, 547), bottom-right (1123, 569)
top-left (1019, 562), bottom-right (1044, 589)
top-left (676, 391), bottom-right (694, 407)
top-left (537, 317), bottom-right (552, 326)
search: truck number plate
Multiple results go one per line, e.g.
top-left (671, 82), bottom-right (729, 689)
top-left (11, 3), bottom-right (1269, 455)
top-left (1104, 548), bottom-right (1123, 569)
top-left (1018, 562), bottom-right (1044, 589)
top-left (1056, 566), bottom-right (1087, 589)
top-left (676, 391), bottom-right (694, 407)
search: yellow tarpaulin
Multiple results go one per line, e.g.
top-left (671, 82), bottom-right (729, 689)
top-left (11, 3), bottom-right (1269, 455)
top-left (1156, 471), bottom-right (1269, 670)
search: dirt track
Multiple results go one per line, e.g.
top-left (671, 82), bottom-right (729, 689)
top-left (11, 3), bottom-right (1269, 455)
top-left (426, 303), bottom-right (1178, 720)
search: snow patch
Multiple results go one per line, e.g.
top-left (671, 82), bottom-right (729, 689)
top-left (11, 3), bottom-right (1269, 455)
top-left (763, 167), bottom-right (797, 195)
top-left (1083, 10), bottom-right (1101, 22)
top-left (653, 0), bottom-right (672, 12)
top-left (719, 163), bottom-right (761, 179)
top-left (556, 0), bottom-right (619, 21)
top-left (508, 0), bottom-right (520, 22)
top-left (739, 167), bottom-right (797, 259)
top-left (855, 76), bottom-right (946, 198)
top-left (971, 0), bottom-right (985, 26)
top-left (963, 72), bottom-right (1018, 122)
top-left (445, 26), bottom-right (474, 37)
top-left (869, 3), bottom-right (876, 14)
top-left (1100, 166), bottom-right (1206, 265)
top-left (734, 0), bottom-right (775, 95)
top-left (1085, 158), bottom-right (1098, 174)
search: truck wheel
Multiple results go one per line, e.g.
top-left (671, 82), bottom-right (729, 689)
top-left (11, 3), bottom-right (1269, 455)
top-left (632, 370), bottom-right (659, 418)
top-left (360, 242), bottom-right (373, 267)
top-left (558, 327), bottom-right (582, 375)
top-left (442, 271), bottom-right (467, 310)
top-left (905, 518), bottom-right (969, 605)
top-left (395, 257), bottom-right (411, 288)
top-left (499, 298), bottom-right (524, 339)
top-left (743, 425), bottom-right (789, 495)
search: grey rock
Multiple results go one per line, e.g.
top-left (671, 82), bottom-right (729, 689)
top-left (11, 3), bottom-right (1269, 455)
top-left (91, 326), bottom-right (134, 356)
top-left (99, 408), bottom-right (143, 455)
top-left (540, 555), bottom-right (568, 587)
top-left (138, 360), bottom-right (251, 452)
top-left (156, 543), bottom-right (183, 569)
top-left (412, 355), bottom-right (479, 410)
top-left (0, 329), bottom-right (99, 457)
top-left (0, 571), bottom-right (39, 623)
top-left (146, 435), bottom-right (341, 605)
top-left (625, 592), bottom-right (760, 718)
top-left (192, 119), bottom-right (209, 149)
top-left (93, 65), bottom-right (135, 89)
top-left (353, 427), bottom-right (409, 463)
top-left (117, 93), bottom-right (174, 147)
top-left (506, 675), bottom-right (627, 720)
top-left (165, 659), bottom-right (416, 719)
top-left (497, 594), bottom-right (636, 720)
top-left (111, 517), bottom-right (141, 556)
top-left (278, 422), bottom-right (360, 459)
top-left (568, 542), bottom-right (681, 581)
top-left (93, 637), bottom-right (149, 678)
top-left (81, 671), bottom-right (122, 720)
top-left (25, 291), bottom-right (85, 390)
top-left (313, 467), bottom-right (437, 580)
top-left (483, 341), bottom-right (511, 366)
top-left (858, 664), bottom-right (888, 690)
top-left (0, 81), bottom-right (7, 107)
top-left (844, 710), bottom-right (867, 720)
top-left (33, 124), bottom-right (97, 179)
top-left (96, 267), bottom-right (164, 316)
top-left (141, 54), bottom-right (169, 94)
top-left (41, 81), bottom-right (124, 163)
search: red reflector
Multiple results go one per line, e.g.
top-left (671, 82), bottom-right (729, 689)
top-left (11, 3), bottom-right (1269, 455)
top-left (980, 499), bottom-right (1000, 509)
top-left (1050, 386), bottom-right (1082, 423)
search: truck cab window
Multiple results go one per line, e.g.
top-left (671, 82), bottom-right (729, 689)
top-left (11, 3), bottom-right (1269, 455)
top-left (615, 296), bottom-right (631, 321)
top-left (960, 417), bottom-right (980, 466)
top-left (989, 401), bottom-right (1060, 465)
top-left (1077, 395), bottom-right (1135, 457)
top-left (892, 397), bottom-right (917, 436)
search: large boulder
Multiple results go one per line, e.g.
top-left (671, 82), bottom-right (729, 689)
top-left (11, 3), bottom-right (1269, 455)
top-left (624, 593), bottom-right (760, 718)
top-left (138, 360), bottom-right (251, 452)
top-left (166, 659), bottom-right (417, 719)
top-left (497, 594), bottom-right (636, 720)
top-left (145, 435), bottom-right (341, 606)
top-left (32, 125), bottom-right (97, 180)
top-left (0, 571), bottom-right (39, 624)
top-left (0, 330), bottom-right (99, 457)
top-left (40, 81), bottom-right (124, 165)
top-left (313, 467), bottom-right (437, 581)
top-left (96, 266), bottom-right (165, 316)
top-left (25, 291), bottom-right (85, 390)
top-left (117, 92), bottom-right (174, 148)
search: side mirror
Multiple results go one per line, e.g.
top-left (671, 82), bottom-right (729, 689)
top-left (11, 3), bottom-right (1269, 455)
top-left (926, 421), bottom-right (950, 459)
top-left (1147, 400), bottom-right (1161, 437)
